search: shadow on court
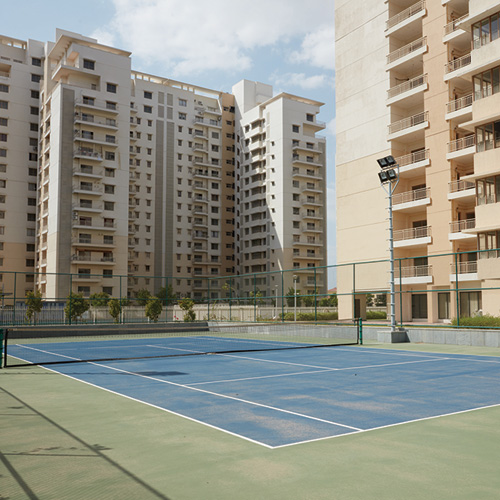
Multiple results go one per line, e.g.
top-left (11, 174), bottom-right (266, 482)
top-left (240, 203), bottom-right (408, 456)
top-left (0, 386), bottom-right (171, 500)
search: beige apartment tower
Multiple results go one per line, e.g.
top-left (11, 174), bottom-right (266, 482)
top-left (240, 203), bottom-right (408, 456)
top-left (336, 0), bottom-right (500, 322)
top-left (0, 29), bottom-right (327, 303)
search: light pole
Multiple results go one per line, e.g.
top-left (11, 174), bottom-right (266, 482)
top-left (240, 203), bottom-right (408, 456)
top-left (377, 155), bottom-right (399, 334)
top-left (293, 275), bottom-right (297, 322)
top-left (274, 285), bottom-right (278, 319)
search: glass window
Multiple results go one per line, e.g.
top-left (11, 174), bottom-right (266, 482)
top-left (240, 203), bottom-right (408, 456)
top-left (485, 123), bottom-right (494, 150)
top-left (473, 22), bottom-right (481, 48)
top-left (492, 14), bottom-right (500, 41)
top-left (481, 19), bottom-right (490, 45)
top-left (438, 293), bottom-right (450, 320)
top-left (483, 69), bottom-right (492, 97)
top-left (460, 292), bottom-right (481, 317)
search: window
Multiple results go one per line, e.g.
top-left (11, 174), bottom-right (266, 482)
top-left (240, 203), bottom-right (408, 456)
top-left (26, 259), bottom-right (35, 267)
top-left (103, 269), bottom-right (113, 278)
top-left (27, 213), bottom-right (36, 221)
top-left (292, 125), bottom-right (300, 133)
top-left (144, 105), bottom-right (152, 114)
top-left (83, 59), bottom-right (95, 70)
top-left (32, 57), bottom-right (42, 67)
top-left (0, 164), bottom-right (5, 173)
top-left (179, 99), bottom-right (187, 107)
top-left (28, 168), bottom-right (36, 176)
top-left (31, 74), bottom-right (41, 83)
top-left (0, 84), bottom-right (8, 93)
top-left (28, 183), bottom-right (36, 191)
top-left (0, 149), bottom-right (5, 158)
top-left (105, 151), bottom-right (115, 161)
top-left (107, 83), bottom-right (117, 93)
top-left (30, 106), bottom-right (39, 116)
top-left (179, 113), bottom-right (187, 120)
top-left (28, 198), bottom-right (36, 206)
top-left (0, 134), bottom-right (6, 142)
top-left (0, 101), bottom-right (8, 109)
top-left (29, 153), bottom-right (37, 161)
top-left (144, 91), bottom-right (153, 99)
top-left (104, 201), bottom-right (114, 210)
top-left (30, 123), bottom-right (38, 132)
top-left (26, 244), bottom-right (35, 251)
top-left (306, 113), bottom-right (314, 122)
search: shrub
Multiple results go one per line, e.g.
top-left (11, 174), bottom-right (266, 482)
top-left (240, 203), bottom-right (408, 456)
top-left (25, 289), bottom-right (43, 324)
top-left (108, 298), bottom-right (122, 323)
top-left (179, 298), bottom-right (196, 322)
top-left (451, 315), bottom-right (500, 328)
top-left (280, 311), bottom-right (338, 321)
top-left (366, 310), bottom-right (387, 320)
top-left (64, 293), bottom-right (89, 324)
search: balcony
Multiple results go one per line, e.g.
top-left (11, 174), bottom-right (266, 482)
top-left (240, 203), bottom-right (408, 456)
top-left (75, 98), bottom-right (119, 115)
top-left (446, 135), bottom-right (475, 160)
top-left (450, 261), bottom-right (478, 282)
top-left (444, 53), bottom-right (471, 79)
top-left (386, 37), bottom-right (427, 71)
top-left (443, 14), bottom-right (468, 42)
top-left (72, 183), bottom-right (104, 195)
top-left (394, 226), bottom-right (431, 248)
top-left (449, 219), bottom-right (476, 241)
top-left (388, 111), bottom-right (429, 140)
top-left (73, 203), bottom-right (103, 214)
top-left (74, 113), bottom-right (118, 130)
top-left (71, 255), bottom-right (116, 265)
top-left (292, 155), bottom-right (322, 167)
top-left (395, 265), bottom-right (433, 285)
top-left (72, 220), bottom-right (117, 231)
top-left (445, 94), bottom-right (473, 121)
top-left (73, 166), bottom-right (103, 179)
top-left (387, 74), bottom-right (428, 105)
top-left (396, 149), bottom-right (430, 176)
top-left (386, 1), bottom-right (426, 35)
top-left (448, 179), bottom-right (475, 200)
top-left (73, 148), bottom-right (103, 161)
top-left (393, 187), bottom-right (431, 212)
top-left (71, 237), bottom-right (116, 249)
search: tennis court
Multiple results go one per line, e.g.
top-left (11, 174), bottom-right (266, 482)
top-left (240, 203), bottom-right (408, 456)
top-left (4, 326), bottom-right (500, 448)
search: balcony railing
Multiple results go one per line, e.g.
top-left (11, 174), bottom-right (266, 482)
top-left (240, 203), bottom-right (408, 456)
top-left (449, 179), bottom-right (475, 193)
top-left (394, 225), bottom-right (431, 241)
top-left (446, 94), bottom-right (473, 114)
top-left (387, 74), bottom-right (427, 100)
top-left (395, 149), bottom-right (429, 167)
top-left (387, 37), bottom-right (427, 65)
top-left (447, 135), bottom-right (475, 153)
top-left (393, 186), bottom-right (430, 205)
top-left (451, 261), bottom-right (477, 274)
top-left (388, 111), bottom-right (428, 135)
top-left (449, 218), bottom-right (475, 233)
top-left (395, 265), bottom-right (432, 278)
top-left (443, 13), bottom-right (468, 36)
top-left (445, 53), bottom-right (471, 74)
top-left (386, 1), bottom-right (426, 31)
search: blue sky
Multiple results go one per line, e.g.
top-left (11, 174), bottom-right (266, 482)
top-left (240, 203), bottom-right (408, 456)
top-left (3, 0), bottom-right (336, 281)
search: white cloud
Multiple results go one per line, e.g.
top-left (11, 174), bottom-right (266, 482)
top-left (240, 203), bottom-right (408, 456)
top-left (290, 25), bottom-right (335, 70)
top-left (98, 0), bottom-right (333, 77)
top-left (272, 72), bottom-right (332, 90)
top-left (90, 28), bottom-right (116, 48)
top-left (325, 117), bottom-right (336, 138)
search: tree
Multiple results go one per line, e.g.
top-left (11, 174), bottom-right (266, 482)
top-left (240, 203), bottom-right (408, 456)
top-left (25, 289), bottom-right (43, 324)
top-left (89, 292), bottom-right (110, 308)
top-left (303, 289), bottom-right (318, 307)
top-left (319, 293), bottom-right (337, 308)
top-left (64, 293), bottom-right (89, 324)
top-left (375, 294), bottom-right (387, 307)
top-left (156, 285), bottom-right (177, 305)
top-left (135, 288), bottom-right (152, 306)
top-left (145, 297), bottom-right (162, 323)
top-left (285, 287), bottom-right (302, 307)
top-left (366, 294), bottom-right (374, 307)
top-left (249, 289), bottom-right (264, 305)
top-left (179, 298), bottom-right (196, 322)
top-left (108, 298), bottom-right (122, 323)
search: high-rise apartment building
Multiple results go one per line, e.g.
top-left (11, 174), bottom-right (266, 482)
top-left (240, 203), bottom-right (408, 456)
top-left (0, 29), bottom-right (326, 302)
top-left (336, 0), bottom-right (500, 322)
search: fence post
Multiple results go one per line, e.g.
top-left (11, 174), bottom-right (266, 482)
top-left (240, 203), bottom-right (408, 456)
top-left (281, 270), bottom-right (284, 322)
top-left (207, 278), bottom-right (210, 321)
top-left (0, 328), bottom-right (3, 368)
top-left (455, 251), bottom-right (460, 326)
top-left (13, 272), bottom-right (17, 326)
top-left (314, 267), bottom-right (317, 323)
top-left (399, 258), bottom-right (403, 327)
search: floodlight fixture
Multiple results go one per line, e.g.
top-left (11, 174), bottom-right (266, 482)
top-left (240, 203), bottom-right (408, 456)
top-left (387, 168), bottom-right (398, 180)
top-left (377, 155), bottom-right (396, 169)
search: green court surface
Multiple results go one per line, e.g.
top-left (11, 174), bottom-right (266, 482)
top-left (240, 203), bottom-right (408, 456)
top-left (1, 342), bottom-right (500, 500)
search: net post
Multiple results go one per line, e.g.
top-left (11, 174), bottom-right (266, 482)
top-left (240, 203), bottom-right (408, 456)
top-left (358, 318), bottom-right (363, 345)
top-left (399, 258), bottom-right (403, 328)
top-left (455, 251), bottom-right (460, 327)
top-left (229, 277), bottom-right (232, 322)
top-left (0, 328), bottom-right (3, 368)
top-left (207, 278), bottom-right (210, 321)
top-left (314, 268), bottom-right (317, 323)
top-left (13, 272), bottom-right (17, 325)
top-left (253, 273), bottom-right (257, 323)
top-left (281, 270), bottom-right (284, 323)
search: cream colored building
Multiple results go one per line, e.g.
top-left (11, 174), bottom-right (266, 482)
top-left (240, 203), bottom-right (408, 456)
top-left (336, 0), bottom-right (500, 322)
top-left (0, 29), bottom-right (327, 303)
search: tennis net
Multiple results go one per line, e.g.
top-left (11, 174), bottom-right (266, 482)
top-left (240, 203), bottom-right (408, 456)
top-left (2, 321), bottom-right (360, 367)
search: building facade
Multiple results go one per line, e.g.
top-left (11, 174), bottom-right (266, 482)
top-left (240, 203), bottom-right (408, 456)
top-left (336, 0), bottom-right (500, 322)
top-left (0, 29), bottom-right (327, 302)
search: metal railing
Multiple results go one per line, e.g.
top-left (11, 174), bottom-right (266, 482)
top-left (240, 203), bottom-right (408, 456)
top-left (394, 225), bottom-right (431, 241)
top-left (387, 37), bottom-right (427, 65)
top-left (395, 149), bottom-right (429, 167)
top-left (393, 187), bottom-right (430, 205)
top-left (387, 74), bottom-right (427, 100)
top-left (386, 1), bottom-right (425, 31)
top-left (395, 265), bottom-right (432, 278)
top-left (449, 179), bottom-right (475, 193)
top-left (446, 94), bottom-right (473, 114)
top-left (449, 218), bottom-right (475, 233)
top-left (445, 53), bottom-right (471, 74)
top-left (388, 111), bottom-right (428, 134)
top-left (451, 261), bottom-right (477, 274)
top-left (443, 14), bottom-right (468, 36)
top-left (447, 135), bottom-right (475, 153)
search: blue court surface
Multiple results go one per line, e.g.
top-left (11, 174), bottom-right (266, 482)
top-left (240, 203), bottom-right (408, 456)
top-left (9, 342), bottom-right (500, 448)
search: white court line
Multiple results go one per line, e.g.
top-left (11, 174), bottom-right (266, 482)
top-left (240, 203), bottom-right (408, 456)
top-left (187, 357), bottom-right (450, 386)
top-left (274, 402), bottom-right (500, 449)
